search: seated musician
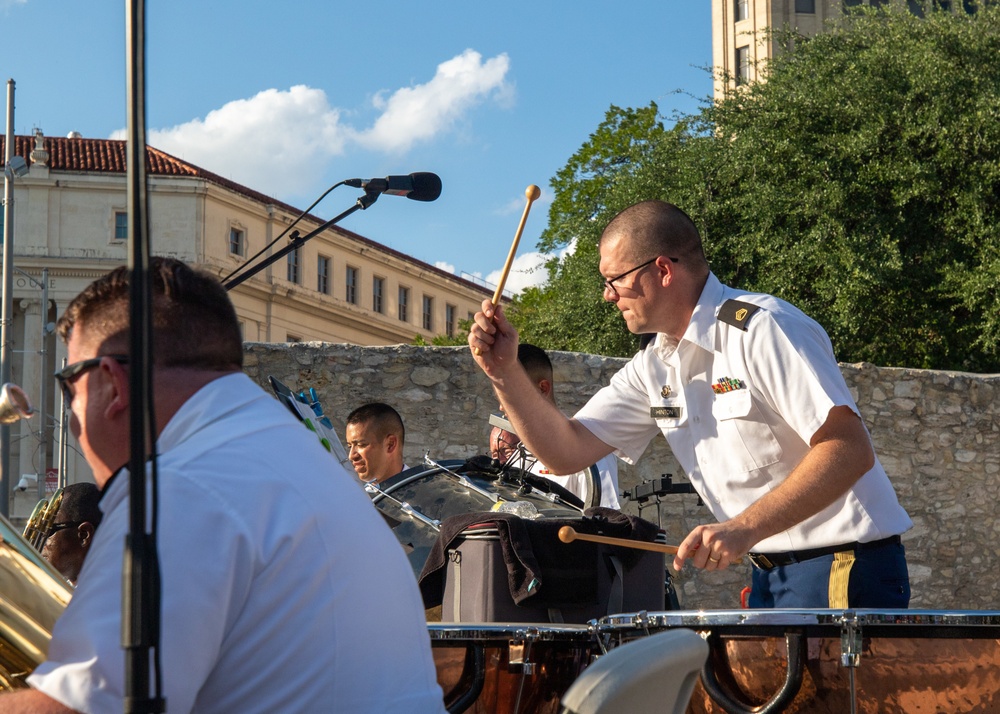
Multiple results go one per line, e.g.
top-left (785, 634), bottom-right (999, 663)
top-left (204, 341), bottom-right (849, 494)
top-left (345, 402), bottom-right (409, 485)
top-left (3, 258), bottom-right (445, 713)
top-left (490, 344), bottom-right (621, 509)
top-left (40, 482), bottom-right (103, 585)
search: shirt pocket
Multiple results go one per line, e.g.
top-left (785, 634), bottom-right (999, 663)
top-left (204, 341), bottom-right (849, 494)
top-left (709, 390), bottom-right (782, 476)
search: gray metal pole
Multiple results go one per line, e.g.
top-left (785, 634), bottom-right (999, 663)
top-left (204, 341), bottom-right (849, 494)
top-left (37, 267), bottom-right (48, 502)
top-left (1, 79), bottom-right (16, 518)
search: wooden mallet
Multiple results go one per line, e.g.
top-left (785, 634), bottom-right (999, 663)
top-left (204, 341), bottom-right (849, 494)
top-left (473, 184), bottom-right (541, 356)
top-left (558, 525), bottom-right (679, 556)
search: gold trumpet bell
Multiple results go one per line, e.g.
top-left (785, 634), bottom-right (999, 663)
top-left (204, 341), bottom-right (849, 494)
top-left (0, 513), bottom-right (72, 689)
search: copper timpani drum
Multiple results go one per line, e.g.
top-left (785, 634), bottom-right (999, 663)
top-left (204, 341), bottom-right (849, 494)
top-left (597, 609), bottom-right (1000, 714)
top-left (369, 457), bottom-right (585, 577)
top-left (429, 623), bottom-right (598, 714)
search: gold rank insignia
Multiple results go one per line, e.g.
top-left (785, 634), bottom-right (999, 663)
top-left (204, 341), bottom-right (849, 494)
top-left (660, 385), bottom-right (671, 398)
top-left (735, 308), bottom-right (748, 321)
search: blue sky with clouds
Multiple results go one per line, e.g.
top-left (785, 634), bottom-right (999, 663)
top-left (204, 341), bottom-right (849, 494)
top-left (3, 1), bottom-right (711, 293)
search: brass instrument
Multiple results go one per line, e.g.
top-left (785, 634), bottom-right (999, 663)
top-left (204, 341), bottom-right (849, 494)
top-left (0, 383), bottom-right (34, 424)
top-left (0, 513), bottom-right (72, 689)
top-left (22, 489), bottom-right (64, 551)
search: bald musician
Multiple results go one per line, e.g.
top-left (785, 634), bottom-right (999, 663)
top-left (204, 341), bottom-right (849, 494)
top-left (470, 200), bottom-right (912, 609)
top-left (490, 343), bottom-right (621, 509)
top-left (5, 258), bottom-right (444, 713)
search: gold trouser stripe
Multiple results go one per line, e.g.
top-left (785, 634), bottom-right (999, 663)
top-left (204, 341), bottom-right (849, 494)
top-left (828, 551), bottom-right (856, 608)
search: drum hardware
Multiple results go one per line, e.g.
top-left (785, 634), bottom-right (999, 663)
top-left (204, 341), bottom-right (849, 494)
top-left (509, 629), bottom-right (539, 714)
top-left (699, 630), bottom-right (806, 714)
top-left (430, 623), bottom-right (595, 714)
top-left (424, 454), bottom-right (503, 504)
top-left (365, 482), bottom-right (442, 531)
top-left (840, 612), bottom-right (862, 714)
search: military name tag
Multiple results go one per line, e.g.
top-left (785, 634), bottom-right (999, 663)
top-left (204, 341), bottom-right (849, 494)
top-left (650, 406), bottom-right (682, 419)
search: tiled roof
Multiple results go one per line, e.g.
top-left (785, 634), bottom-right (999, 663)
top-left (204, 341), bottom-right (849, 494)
top-left (0, 134), bottom-right (494, 298)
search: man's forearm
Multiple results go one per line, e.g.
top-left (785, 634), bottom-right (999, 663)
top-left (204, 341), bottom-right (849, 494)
top-left (0, 689), bottom-right (78, 713)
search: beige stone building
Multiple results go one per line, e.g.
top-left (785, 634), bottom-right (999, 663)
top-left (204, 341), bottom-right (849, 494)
top-left (712, 0), bottom-right (982, 96)
top-left (0, 130), bottom-right (494, 515)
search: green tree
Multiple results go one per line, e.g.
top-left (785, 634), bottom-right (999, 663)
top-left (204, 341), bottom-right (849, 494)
top-left (512, 4), bottom-right (1000, 371)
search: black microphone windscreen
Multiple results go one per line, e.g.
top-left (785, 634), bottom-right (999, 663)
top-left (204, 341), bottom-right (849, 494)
top-left (407, 172), bottom-right (442, 202)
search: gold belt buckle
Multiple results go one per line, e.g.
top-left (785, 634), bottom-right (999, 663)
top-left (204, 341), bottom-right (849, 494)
top-left (750, 553), bottom-right (775, 570)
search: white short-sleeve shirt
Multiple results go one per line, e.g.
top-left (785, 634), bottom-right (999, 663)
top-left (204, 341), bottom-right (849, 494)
top-left (576, 273), bottom-right (912, 553)
top-left (29, 374), bottom-right (445, 714)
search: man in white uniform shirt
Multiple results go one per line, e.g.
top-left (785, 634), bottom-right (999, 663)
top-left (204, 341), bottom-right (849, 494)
top-left (4, 258), bottom-right (444, 713)
top-left (469, 200), bottom-right (911, 609)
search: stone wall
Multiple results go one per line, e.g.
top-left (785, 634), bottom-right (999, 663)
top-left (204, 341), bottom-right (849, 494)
top-left (244, 342), bottom-right (1000, 611)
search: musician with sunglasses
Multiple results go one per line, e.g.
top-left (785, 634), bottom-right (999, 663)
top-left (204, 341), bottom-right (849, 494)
top-left (40, 482), bottom-right (103, 586)
top-left (469, 200), bottom-right (912, 609)
top-left (7, 258), bottom-right (445, 714)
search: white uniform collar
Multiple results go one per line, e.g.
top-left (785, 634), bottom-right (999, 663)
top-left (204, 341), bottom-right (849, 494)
top-left (652, 272), bottom-right (724, 360)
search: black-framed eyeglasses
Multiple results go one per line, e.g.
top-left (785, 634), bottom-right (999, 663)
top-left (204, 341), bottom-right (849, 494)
top-left (602, 256), bottom-right (678, 297)
top-left (54, 355), bottom-right (129, 402)
top-left (44, 521), bottom-right (82, 540)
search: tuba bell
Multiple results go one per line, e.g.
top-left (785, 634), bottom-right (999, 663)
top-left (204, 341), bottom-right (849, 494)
top-left (0, 513), bottom-right (72, 689)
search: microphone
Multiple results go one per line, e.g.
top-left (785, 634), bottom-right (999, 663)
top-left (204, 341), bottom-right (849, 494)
top-left (344, 172), bottom-right (442, 202)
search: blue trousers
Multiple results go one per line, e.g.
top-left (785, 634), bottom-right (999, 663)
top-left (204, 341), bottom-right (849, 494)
top-left (748, 538), bottom-right (910, 609)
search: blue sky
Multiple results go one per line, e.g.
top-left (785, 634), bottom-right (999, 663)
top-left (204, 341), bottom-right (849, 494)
top-left (2, 1), bottom-right (712, 293)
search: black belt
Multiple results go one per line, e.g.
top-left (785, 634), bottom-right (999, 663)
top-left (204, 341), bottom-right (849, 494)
top-left (748, 535), bottom-right (901, 570)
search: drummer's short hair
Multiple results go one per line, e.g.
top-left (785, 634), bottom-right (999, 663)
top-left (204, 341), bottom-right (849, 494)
top-left (56, 256), bottom-right (243, 371)
top-left (346, 402), bottom-right (405, 444)
top-left (600, 200), bottom-right (708, 271)
top-left (517, 343), bottom-right (553, 383)
top-left (59, 482), bottom-right (103, 528)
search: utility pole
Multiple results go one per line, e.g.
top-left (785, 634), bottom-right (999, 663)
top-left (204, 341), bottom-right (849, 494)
top-left (1, 79), bottom-right (16, 518)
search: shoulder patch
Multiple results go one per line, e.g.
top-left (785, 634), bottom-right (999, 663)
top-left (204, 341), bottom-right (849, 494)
top-left (717, 299), bottom-right (761, 331)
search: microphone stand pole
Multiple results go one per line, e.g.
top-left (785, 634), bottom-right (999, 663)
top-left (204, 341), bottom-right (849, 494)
top-left (224, 191), bottom-right (380, 292)
top-left (124, 1), bottom-right (163, 712)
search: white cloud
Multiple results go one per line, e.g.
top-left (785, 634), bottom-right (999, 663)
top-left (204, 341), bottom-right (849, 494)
top-left (147, 86), bottom-right (346, 198)
top-left (483, 238), bottom-right (578, 295)
top-left (434, 261), bottom-right (456, 274)
top-left (485, 251), bottom-right (550, 295)
top-left (120, 50), bottom-right (512, 200)
top-left (354, 50), bottom-right (512, 153)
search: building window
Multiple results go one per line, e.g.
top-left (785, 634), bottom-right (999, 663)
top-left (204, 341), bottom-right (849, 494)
top-left (373, 276), bottom-right (385, 314)
top-left (317, 255), bottom-right (330, 294)
top-left (795, 0), bottom-right (816, 12)
top-left (114, 212), bottom-right (128, 242)
top-left (445, 304), bottom-right (457, 338)
top-left (735, 45), bottom-right (751, 85)
top-left (735, 0), bottom-right (750, 21)
top-left (287, 246), bottom-right (300, 283)
top-left (229, 226), bottom-right (246, 256)
top-left (422, 295), bottom-right (433, 331)
top-left (843, 0), bottom-right (864, 7)
top-left (398, 286), bottom-right (409, 322)
top-left (345, 266), bottom-right (358, 304)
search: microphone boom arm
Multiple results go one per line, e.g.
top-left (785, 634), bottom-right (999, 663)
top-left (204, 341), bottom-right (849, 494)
top-left (223, 192), bottom-right (380, 292)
